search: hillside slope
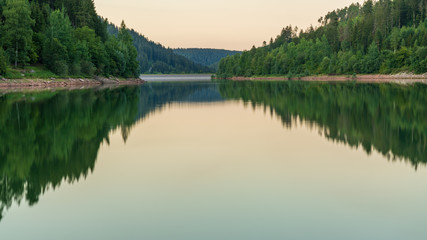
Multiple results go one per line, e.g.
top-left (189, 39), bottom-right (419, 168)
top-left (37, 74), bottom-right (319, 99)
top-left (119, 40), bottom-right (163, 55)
top-left (0, 0), bottom-right (139, 78)
top-left (218, 0), bottom-right (427, 78)
top-left (174, 48), bottom-right (241, 70)
top-left (108, 25), bottom-right (211, 74)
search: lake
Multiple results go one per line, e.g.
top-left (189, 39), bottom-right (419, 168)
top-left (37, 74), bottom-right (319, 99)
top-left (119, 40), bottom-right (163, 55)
top-left (0, 80), bottom-right (426, 240)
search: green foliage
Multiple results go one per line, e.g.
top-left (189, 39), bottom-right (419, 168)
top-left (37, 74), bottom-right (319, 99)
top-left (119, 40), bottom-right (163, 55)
top-left (2, 65), bottom-right (57, 79)
top-left (364, 42), bottom-right (380, 73)
top-left (411, 46), bottom-right (427, 73)
top-left (42, 9), bottom-right (72, 75)
top-left (52, 60), bottom-right (68, 76)
top-left (0, 0), bottom-right (140, 78)
top-left (173, 48), bottom-right (241, 70)
top-left (23, 65), bottom-right (57, 78)
top-left (2, 0), bottom-right (34, 68)
top-left (218, 0), bottom-right (427, 78)
top-left (0, 48), bottom-right (7, 75)
top-left (102, 25), bottom-right (139, 78)
top-left (73, 26), bottom-right (108, 75)
top-left (108, 24), bottom-right (211, 74)
top-left (117, 21), bottom-right (140, 77)
top-left (80, 60), bottom-right (95, 76)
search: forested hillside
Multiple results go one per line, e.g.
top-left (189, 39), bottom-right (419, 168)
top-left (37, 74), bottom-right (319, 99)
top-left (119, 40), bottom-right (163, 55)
top-left (218, 0), bottom-right (427, 78)
top-left (108, 25), bottom-right (211, 74)
top-left (173, 48), bottom-right (241, 70)
top-left (0, 0), bottom-right (139, 78)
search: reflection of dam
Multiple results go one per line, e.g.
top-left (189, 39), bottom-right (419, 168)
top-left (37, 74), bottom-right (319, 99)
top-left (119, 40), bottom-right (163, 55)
top-left (136, 82), bottom-right (224, 122)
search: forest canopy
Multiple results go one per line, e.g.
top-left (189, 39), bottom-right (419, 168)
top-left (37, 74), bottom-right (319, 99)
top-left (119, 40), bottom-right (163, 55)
top-left (217, 0), bottom-right (427, 78)
top-left (0, 0), bottom-right (140, 78)
top-left (107, 25), bottom-right (212, 74)
top-left (173, 48), bottom-right (241, 70)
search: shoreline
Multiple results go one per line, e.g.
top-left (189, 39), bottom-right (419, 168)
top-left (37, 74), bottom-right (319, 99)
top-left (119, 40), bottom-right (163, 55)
top-left (0, 77), bottom-right (145, 90)
top-left (140, 74), bottom-right (212, 82)
top-left (227, 73), bottom-right (427, 84)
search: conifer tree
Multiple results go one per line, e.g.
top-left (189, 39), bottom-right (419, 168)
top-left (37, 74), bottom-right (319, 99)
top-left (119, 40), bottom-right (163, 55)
top-left (2, 0), bottom-right (34, 68)
top-left (42, 9), bottom-right (73, 75)
top-left (0, 48), bottom-right (7, 75)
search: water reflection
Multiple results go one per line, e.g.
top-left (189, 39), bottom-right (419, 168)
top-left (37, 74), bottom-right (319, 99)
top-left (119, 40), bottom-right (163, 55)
top-left (219, 81), bottom-right (427, 167)
top-left (0, 82), bottom-right (223, 221)
top-left (136, 82), bottom-right (223, 123)
top-left (0, 81), bottom-right (426, 222)
top-left (0, 87), bottom-right (141, 221)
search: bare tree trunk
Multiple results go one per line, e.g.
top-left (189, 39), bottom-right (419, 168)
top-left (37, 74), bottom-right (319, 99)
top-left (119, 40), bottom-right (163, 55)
top-left (15, 42), bottom-right (18, 68)
top-left (413, 11), bottom-right (416, 27)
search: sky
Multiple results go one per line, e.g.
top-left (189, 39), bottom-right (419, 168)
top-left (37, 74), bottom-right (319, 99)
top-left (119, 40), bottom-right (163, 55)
top-left (94, 0), bottom-right (364, 51)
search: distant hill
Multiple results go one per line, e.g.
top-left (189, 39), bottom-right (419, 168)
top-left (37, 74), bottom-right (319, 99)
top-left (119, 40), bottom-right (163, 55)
top-left (173, 48), bottom-right (241, 70)
top-left (107, 25), bottom-right (211, 74)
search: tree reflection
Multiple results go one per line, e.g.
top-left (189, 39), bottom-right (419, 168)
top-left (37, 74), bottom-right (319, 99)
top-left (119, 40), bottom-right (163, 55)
top-left (0, 87), bottom-right (140, 221)
top-left (0, 82), bottom-right (222, 221)
top-left (0, 81), bottom-right (425, 221)
top-left (219, 81), bottom-right (427, 168)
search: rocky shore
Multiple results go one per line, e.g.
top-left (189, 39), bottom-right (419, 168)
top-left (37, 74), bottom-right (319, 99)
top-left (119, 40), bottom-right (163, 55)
top-left (229, 73), bottom-right (427, 84)
top-left (0, 76), bottom-right (145, 89)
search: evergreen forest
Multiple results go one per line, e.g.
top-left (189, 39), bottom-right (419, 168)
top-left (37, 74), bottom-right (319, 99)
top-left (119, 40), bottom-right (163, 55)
top-left (107, 25), bottom-right (211, 74)
top-left (173, 48), bottom-right (241, 70)
top-left (217, 0), bottom-right (427, 78)
top-left (0, 0), bottom-right (140, 78)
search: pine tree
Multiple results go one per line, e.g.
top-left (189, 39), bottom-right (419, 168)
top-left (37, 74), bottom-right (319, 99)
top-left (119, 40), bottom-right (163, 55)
top-left (42, 9), bottom-right (73, 74)
top-left (118, 21), bottom-right (140, 77)
top-left (0, 48), bottom-right (7, 75)
top-left (2, 0), bottom-right (34, 68)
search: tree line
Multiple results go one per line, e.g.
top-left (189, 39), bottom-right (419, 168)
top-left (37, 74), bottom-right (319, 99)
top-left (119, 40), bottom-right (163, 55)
top-left (173, 48), bottom-right (241, 70)
top-left (217, 0), bottom-right (427, 78)
top-left (0, 0), bottom-right (139, 78)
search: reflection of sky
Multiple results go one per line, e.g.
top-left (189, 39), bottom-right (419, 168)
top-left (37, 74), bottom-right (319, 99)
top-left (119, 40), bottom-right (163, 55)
top-left (1, 102), bottom-right (426, 240)
top-left (94, 0), bottom-right (364, 50)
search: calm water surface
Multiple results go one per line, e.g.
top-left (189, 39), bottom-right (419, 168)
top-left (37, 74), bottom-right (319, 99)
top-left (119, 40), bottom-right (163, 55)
top-left (0, 81), bottom-right (426, 240)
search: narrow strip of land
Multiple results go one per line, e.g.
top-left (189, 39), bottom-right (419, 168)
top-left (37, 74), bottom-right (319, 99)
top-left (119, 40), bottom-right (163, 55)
top-left (229, 74), bottom-right (427, 84)
top-left (0, 77), bottom-right (145, 90)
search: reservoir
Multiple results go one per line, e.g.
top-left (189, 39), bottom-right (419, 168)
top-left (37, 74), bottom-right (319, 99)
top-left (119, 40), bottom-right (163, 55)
top-left (0, 80), bottom-right (426, 240)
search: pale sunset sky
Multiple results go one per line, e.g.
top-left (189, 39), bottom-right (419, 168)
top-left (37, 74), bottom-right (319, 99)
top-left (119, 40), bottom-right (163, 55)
top-left (94, 0), bottom-right (364, 51)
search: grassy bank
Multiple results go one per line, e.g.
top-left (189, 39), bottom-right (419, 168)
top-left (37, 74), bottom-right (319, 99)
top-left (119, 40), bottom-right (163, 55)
top-left (0, 65), bottom-right (145, 89)
top-left (0, 65), bottom-right (92, 80)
